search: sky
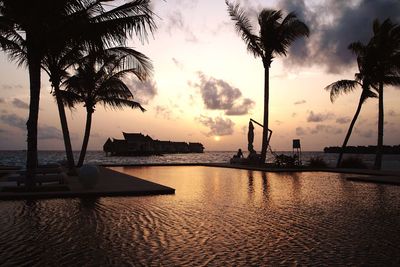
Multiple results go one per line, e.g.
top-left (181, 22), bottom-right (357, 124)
top-left (0, 0), bottom-right (400, 152)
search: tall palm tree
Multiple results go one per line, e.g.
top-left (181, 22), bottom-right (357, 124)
top-left (226, 1), bottom-right (309, 164)
top-left (325, 42), bottom-right (377, 168)
top-left (0, 0), bottom-right (72, 187)
top-left (365, 19), bottom-right (400, 169)
top-left (0, 0), bottom-right (155, 185)
top-left (60, 48), bottom-right (149, 167)
top-left (43, 0), bottom-right (155, 172)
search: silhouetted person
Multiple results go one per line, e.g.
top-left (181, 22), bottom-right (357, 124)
top-left (235, 149), bottom-right (243, 158)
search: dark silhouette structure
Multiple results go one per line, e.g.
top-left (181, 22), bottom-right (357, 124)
top-left (324, 145), bottom-right (400, 154)
top-left (104, 133), bottom-right (204, 156)
top-left (0, 0), bottom-right (155, 186)
top-left (60, 49), bottom-right (149, 167)
top-left (325, 43), bottom-right (378, 168)
top-left (226, 1), bottom-right (309, 164)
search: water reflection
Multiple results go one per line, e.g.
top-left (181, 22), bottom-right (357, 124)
top-left (0, 167), bottom-right (399, 266)
top-left (247, 170), bottom-right (254, 194)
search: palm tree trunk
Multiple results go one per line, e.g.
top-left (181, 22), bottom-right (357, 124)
top-left (26, 44), bottom-right (41, 188)
top-left (53, 83), bottom-right (76, 172)
top-left (260, 66), bottom-right (270, 164)
top-left (374, 82), bottom-right (384, 170)
top-left (77, 111), bottom-right (93, 167)
top-left (336, 93), bottom-right (364, 168)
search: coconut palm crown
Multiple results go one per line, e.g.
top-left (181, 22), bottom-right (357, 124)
top-left (60, 48), bottom-right (149, 167)
top-left (0, 0), bottom-right (155, 185)
top-left (362, 19), bottom-right (400, 169)
top-left (325, 42), bottom-right (378, 168)
top-left (226, 1), bottom-right (309, 163)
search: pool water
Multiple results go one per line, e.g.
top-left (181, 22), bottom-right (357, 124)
top-left (1, 166), bottom-right (399, 266)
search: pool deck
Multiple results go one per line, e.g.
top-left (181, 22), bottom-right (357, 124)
top-left (0, 166), bottom-right (175, 200)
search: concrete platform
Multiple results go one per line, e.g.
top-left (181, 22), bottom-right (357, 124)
top-left (346, 175), bottom-right (400, 185)
top-left (0, 166), bottom-right (175, 200)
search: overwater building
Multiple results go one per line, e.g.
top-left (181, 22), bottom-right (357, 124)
top-left (103, 132), bottom-right (204, 156)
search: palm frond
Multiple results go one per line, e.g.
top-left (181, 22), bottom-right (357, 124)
top-left (225, 0), bottom-right (263, 58)
top-left (276, 13), bottom-right (309, 56)
top-left (56, 89), bottom-right (84, 109)
top-left (324, 79), bottom-right (360, 102)
top-left (360, 87), bottom-right (378, 103)
top-left (382, 75), bottom-right (400, 86)
top-left (99, 97), bottom-right (145, 112)
top-left (348, 41), bottom-right (366, 56)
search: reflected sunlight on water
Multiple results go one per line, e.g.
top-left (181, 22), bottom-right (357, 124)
top-left (1, 166), bottom-right (400, 265)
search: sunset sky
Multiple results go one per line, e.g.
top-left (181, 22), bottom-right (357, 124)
top-left (0, 0), bottom-right (399, 152)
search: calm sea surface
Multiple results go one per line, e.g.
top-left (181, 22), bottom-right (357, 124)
top-left (1, 150), bottom-right (400, 170)
top-left (0, 166), bottom-right (400, 265)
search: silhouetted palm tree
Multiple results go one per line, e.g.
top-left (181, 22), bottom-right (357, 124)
top-left (226, 1), bottom-right (309, 164)
top-left (365, 19), bottom-right (400, 169)
top-left (325, 42), bottom-right (377, 167)
top-left (60, 48), bottom-right (149, 167)
top-left (0, 0), bottom-right (70, 187)
top-left (45, 0), bottom-right (155, 172)
top-left (0, 0), bottom-right (155, 185)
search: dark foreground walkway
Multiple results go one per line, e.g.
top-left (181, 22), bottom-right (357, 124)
top-left (0, 166), bottom-right (175, 200)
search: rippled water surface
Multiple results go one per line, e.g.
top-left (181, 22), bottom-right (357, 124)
top-left (1, 166), bottom-right (400, 266)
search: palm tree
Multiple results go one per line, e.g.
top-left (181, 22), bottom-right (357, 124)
top-left (0, 0), bottom-right (69, 187)
top-left (42, 0), bottom-right (155, 172)
top-left (60, 48), bottom-right (149, 167)
top-left (226, 1), bottom-right (309, 164)
top-left (366, 19), bottom-right (400, 169)
top-left (325, 42), bottom-right (377, 168)
top-left (0, 0), bottom-right (155, 185)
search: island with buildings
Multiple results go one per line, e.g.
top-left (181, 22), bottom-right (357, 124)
top-left (103, 132), bottom-right (204, 156)
top-left (324, 145), bottom-right (400, 154)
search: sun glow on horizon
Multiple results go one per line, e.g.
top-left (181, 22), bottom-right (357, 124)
top-left (214, 136), bottom-right (221, 142)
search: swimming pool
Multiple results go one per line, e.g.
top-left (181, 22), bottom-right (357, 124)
top-left (1, 166), bottom-right (399, 265)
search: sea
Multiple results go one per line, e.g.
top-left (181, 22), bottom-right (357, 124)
top-left (1, 150), bottom-right (400, 170)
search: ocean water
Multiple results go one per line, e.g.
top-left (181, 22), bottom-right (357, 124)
top-left (1, 166), bottom-right (399, 265)
top-left (1, 150), bottom-right (400, 170)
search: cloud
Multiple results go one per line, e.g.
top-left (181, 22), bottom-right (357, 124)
top-left (1, 84), bottom-right (23, 90)
top-left (278, 0), bottom-right (400, 73)
top-left (172, 57), bottom-right (184, 70)
top-left (0, 113), bottom-right (26, 130)
top-left (0, 98), bottom-right (4, 103)
top-left (193, 72), bottom-right (255, 115)
top-left (0, 113), bottom-right (68, 140)
top-left (12, 98), bottom-right (29, 109)
top-left (310, 124), bottom-right (342, 135)
top-left (164, 10), bottom-right (199, 43)
top-left (155, 105), bottom-right (173, 120)
top-left (296, 127), bottom-right (307, 136)
top-left (336, 116), bottom-right (351, 124)
top-left (307, 111), bottom-right (334, 122)
top-left (165, 10), bottom-right (184, 34)
top-left (388, 109), bottom-right (398, 117)
top-left (126, 78), bottom-right (158, 105)
top-left (292, 112), bottom-right (297, 117)
top-left (38, 125), bottom-right (63, 140)
top-left (197, 115), bottom-right (235, 137)
top-left (294, 100), bottom-right (306, 105)
top-left (356, 129), bottom-right (374, 138)
top-left (225, 98), bottom-right (255, 115)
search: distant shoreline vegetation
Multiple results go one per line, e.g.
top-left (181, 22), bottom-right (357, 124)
top-left (324, 145), bottom-right (400, 154)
